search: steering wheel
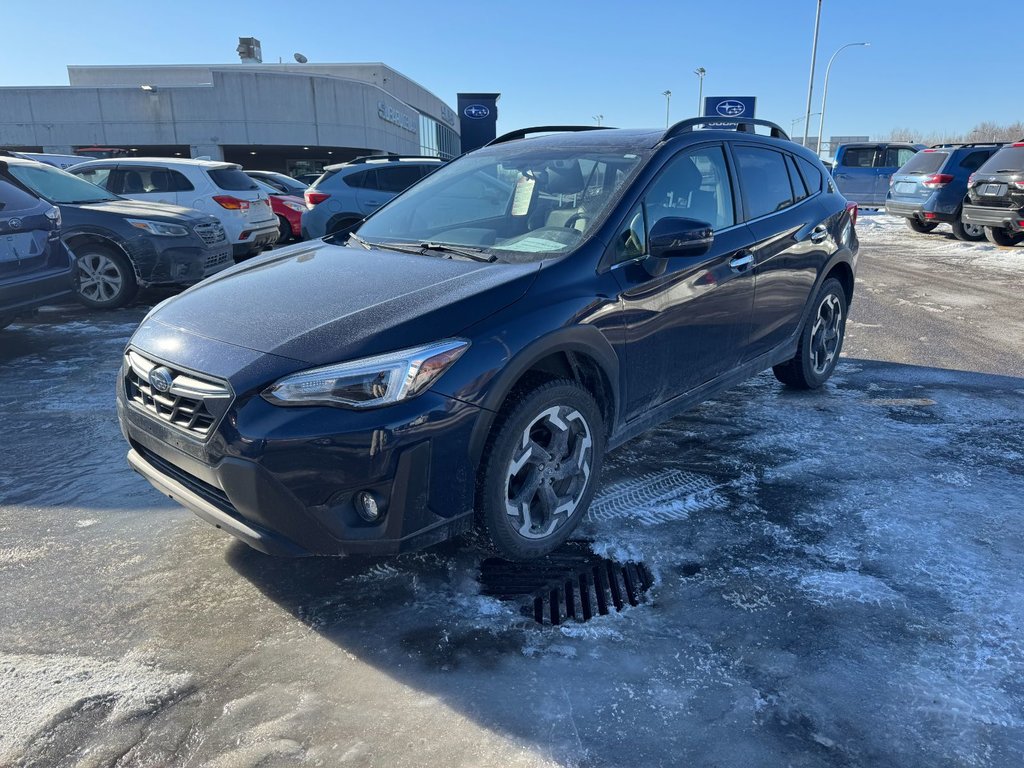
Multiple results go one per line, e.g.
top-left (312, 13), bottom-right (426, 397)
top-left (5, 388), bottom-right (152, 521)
top-left (563, 212), bottom-right (586, 229)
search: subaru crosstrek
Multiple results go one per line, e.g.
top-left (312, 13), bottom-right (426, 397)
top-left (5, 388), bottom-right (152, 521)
top-left (886, 143), bottom-right (1002, 242)
top-left (962, 142), bottom-right (1024, 246)
top-left (119, 118), bottom-right (859, 561)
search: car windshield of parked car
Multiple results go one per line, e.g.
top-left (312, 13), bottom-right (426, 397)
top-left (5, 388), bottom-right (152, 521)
top-left (355, 145), bottom-right (647, 262)
top-left (7, 163), bottom-right (118, 204)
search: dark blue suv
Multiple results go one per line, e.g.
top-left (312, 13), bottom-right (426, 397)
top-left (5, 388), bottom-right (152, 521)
top-left (886, 144), bottom-right (1003, 241)
top-left (118, 118), bottom-right (859, 561)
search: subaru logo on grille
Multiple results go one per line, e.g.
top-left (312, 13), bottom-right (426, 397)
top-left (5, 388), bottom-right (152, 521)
top-left (716, 99), bottom-right (746, 117)
top-left (464, 104), bottom-right (490, 119)
top-left (8, 218), bottom-right (22, 229)
top-left (149, 367), bottom-right (174, 393)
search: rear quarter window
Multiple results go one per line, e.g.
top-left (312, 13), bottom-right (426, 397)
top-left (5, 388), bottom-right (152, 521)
top-left (977, 147), bottom-right (1024, 174)
top-left (207, 168), bottom-right (258, 191)
top-left (796, 156), bottom-right (824, 192)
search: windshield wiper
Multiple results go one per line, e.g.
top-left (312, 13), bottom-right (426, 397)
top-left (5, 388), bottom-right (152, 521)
top-left (369, 241), bottom-right (497, 263)
top-left (347, 232), bottom-right (373, 250)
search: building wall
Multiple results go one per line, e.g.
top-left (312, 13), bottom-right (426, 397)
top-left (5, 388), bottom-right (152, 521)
top-left (0, 66), bottom-right (459, 159)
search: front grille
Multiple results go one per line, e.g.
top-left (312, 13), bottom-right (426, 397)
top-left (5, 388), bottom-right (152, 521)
top-left (204, 251), bottom-right (231, 271)
top-left (194, 220), bottom-right (227, 246)
top-left (123, 351), bottom-right (231, 437)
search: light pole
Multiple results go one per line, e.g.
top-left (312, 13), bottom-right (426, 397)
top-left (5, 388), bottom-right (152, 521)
top-left (662, 90), bottom-right (672, 128)
top-left (592, 114), bottom-right (604, 126)
top-left (816, 42), bottom-right (870, 158)
top-left (694, 67), bottom-right (706, 115)
top-left (802, 0), bottom-right (823, 148)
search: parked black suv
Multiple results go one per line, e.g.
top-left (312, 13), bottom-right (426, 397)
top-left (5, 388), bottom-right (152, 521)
top-left (962, 143), bottom-right (1024, 245)
top-left (119, 118), bottom-right (858, 560)
top-left (886, 143), bottom-right (1003, 241)
top-left (2, 157), bottom-right (233, 308)
top-left (0, 166), bottom-right (75, 329)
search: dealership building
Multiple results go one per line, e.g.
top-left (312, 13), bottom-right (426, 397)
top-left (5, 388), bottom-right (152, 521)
top-left (0, 44), bottom-right (490, 176)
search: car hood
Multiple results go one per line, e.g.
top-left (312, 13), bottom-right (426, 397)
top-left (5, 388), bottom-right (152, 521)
top-left (142, 240), bottom-right (541, 367)
top-left (74, 198), bottom-right (209, 223)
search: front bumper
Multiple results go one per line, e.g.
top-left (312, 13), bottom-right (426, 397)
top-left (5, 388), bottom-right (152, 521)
top-left (117, 349), bottom-right (481, 557)
top-left (962, 204), bottom-right (1021, 231)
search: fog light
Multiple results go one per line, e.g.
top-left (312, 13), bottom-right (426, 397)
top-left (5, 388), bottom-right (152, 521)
top-left (356, 491), bottom-right (380, 522)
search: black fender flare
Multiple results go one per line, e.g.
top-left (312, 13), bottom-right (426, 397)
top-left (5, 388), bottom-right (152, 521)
top-left (795, 246), bottom-right (857, 340)
top-left (62, 228), bottom-right (139, 280)
top-left (465, 323), bottom-right (621, 470)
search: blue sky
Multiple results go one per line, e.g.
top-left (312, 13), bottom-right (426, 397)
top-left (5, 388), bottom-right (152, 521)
top-left (1, 0), bottom-right (1014, 141)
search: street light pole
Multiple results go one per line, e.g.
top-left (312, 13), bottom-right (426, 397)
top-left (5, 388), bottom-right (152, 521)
top-left (694, 68), bottom-right (706, 115)
top-left (663, 90), bottom-right (672, 128)
top-left (593, 114), bottom-right (604, 126)
top-left (802, 0), bottom-right (823, 148)
top-left (816, 42), bottom-right (870, 158)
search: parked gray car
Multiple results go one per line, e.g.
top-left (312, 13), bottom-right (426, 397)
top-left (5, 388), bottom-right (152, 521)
top-left (301, 156), bottom-right (443, 239)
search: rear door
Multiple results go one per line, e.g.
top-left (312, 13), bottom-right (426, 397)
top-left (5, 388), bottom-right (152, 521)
top-left (888, 149), bottom-right (949, 203)
top-left (833, 146), bottom-right (879, 205)
top-left (733, 145), bottom-right (826, 361)
top-left (875, 146), bottom-right (918, 205)
top-left (207, 166), bottom-right (275, 227)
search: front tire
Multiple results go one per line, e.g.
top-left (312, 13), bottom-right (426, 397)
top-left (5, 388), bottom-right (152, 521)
top-left (478, 380), bottom-right (605, 560)
top-left (773, 277), bottom-right (848, 390)
top-left (952, 217), bottom-right (986, 242)
top-left (984, 226), bottom-right (1021, 247)
top-left (906, 218), bottom-right (937, 234)
top-left (74, 245), bottom-right (138, 309)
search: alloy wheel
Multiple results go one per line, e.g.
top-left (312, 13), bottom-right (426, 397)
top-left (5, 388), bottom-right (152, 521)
top-left (963, 222), bottom-right (984, 238)
top-left (77, 252), bottom-right (124, 303)
top-left (810, 294), bottom-right (843, 375)
top-left (504, 405), bottom-right (594, 540)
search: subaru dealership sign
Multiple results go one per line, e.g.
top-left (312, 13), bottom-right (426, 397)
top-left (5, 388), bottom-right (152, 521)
top-left (702, 96), bottom-right (757, 128)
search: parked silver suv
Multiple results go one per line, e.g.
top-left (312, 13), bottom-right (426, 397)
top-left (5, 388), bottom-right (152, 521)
top-left (301, 156), bottom-right (443, 239)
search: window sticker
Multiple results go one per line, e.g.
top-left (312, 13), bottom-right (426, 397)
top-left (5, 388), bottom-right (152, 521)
top-left (511, 175), bottom-right (536, 217)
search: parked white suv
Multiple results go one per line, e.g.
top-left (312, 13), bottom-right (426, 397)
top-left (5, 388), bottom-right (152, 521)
top-left (68, 158), bottom-right (279, 259)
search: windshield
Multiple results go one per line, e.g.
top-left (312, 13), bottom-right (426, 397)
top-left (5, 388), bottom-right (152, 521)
top-left (7, 163), bottom-right (118, 204)
top-left (355, 145), bottom-right (647, 262)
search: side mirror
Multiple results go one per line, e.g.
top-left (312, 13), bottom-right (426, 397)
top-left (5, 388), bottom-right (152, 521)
top-left (648, 217), bottom-right (714, 260)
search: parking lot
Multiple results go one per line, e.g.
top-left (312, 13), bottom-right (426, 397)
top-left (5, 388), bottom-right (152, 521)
top-left (2, 214), bottom-right (1023, 767)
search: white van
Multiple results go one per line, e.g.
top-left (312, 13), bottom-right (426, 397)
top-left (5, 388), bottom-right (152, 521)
top-left (68, 158), bottom-right (279, 259)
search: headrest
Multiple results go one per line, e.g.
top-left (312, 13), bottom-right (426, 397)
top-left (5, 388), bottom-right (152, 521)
top-left (542, 159), bottom-right (585, 194)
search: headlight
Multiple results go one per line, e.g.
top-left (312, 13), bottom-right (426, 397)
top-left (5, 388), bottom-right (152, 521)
top-left (263, 339), bottom-right (469, 409)
top-left (126, 219), bottom-right (190, 237)
top-left (283, 201), bottom-right (306, 213)
top-left (46, 206), bottom-right (61, 228)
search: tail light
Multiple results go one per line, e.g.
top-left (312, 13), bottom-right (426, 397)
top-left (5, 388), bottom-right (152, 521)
top-left (213, 195), bottom-right (250, 210)
top-left (846, 201), bottom-right (858, 227)
top-left (968, 173), bottom-right (976, 186)
top-left (921, 174), bottom-right (954, 189)
top-left (1013, 181), bottom-right (1024, 190)
top-left (305, 190), bottom-right (331, 207)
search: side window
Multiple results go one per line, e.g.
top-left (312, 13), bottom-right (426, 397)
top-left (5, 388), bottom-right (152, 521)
top-left (344, 169), bottom-right (378, 190)
top-left (74, 167), bottom-right (113, 190)
top-left (785, 155), bottom-right (809, 201)
top-left (610, 203), bottom-right (646, 265)
top-left (881, 147), bottom-right (915, 167)
top-left (960, 151), bottom-right (991, 172)
top-left (896, 148), bottom-right (917, 167)
top-left (170, 170), bottom-right (195, 192)
top-left (376, 165), bottom-right (425, 194)
top-left (734, 145), bottom-right (794, 219)
top-left (644, 145), bottom-right (735, 232)
top-left (839, 148), bottom-right (876, 168)
top-left (796, 156), bottom-right (823, 193)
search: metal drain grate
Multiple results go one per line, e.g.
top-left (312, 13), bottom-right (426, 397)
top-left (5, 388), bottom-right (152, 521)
top-left (479, 542), bottom-right (653, 626)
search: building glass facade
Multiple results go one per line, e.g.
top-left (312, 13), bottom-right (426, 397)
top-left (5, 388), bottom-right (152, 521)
top-left (419, 114), bottom-right (459, 159)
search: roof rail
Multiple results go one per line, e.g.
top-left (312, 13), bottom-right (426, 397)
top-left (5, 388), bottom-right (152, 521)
top-left (486, 125), bottom-right (612, 147)
top-left (347, 154), bottom-right (444, 165)
top-left (928, 142), bottom-right (1006, 149)
top-left (662, 117), bottom-right (790, 142)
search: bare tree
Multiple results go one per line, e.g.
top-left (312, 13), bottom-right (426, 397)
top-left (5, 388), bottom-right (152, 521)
top-left (882, 121), bottom-right (1024, 145)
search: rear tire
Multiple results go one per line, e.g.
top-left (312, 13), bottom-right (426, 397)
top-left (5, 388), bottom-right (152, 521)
top-left (952, 217), bottom-right (986, 242)
top-left (906, 218), bottom-right (937, 234)
top-left (773, 277), bottom-right (848, 390)
top-left (276, 215), bottom-right (292, 244)
top-left (326, 216), bottom-right (361, 237)
top-left (478, 379), bottom-right (605, 561)
top-left (984, 226), bottom-right (1021, 247)
top-left (73, 244), bottom-right (138, 309)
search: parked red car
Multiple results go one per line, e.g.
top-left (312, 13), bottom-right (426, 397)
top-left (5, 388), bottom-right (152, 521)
top-left (251, 178), bottom-right (306, 243)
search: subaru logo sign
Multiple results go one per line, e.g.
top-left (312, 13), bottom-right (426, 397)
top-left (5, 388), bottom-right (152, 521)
top-left (8, 218), bottom-right (22, 229)
top-left (464, 104), bottom-right (490, 120)
top-left (716, 99), bottom-right (747, 117)
top-left (148, 366), bottom-right (174, 394)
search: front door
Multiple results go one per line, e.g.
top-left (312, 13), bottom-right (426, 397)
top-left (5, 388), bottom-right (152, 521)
top-left (833, 146), bottom-right (879, 205)
top-left (609, 144), bottom-right (757, 421)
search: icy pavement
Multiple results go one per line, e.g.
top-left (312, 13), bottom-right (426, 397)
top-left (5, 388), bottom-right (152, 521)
top-left (1, 223), bottom-right (1024, 766)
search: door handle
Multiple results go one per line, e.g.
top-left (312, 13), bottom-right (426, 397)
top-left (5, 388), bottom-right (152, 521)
top-left (809, 225), bottom-right (829, 243)
top-left (729, 252), bottom-right (754, 272)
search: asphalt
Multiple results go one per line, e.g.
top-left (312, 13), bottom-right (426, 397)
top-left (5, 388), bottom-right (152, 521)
top-left (1, 214), bottom-right (1022, 767)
